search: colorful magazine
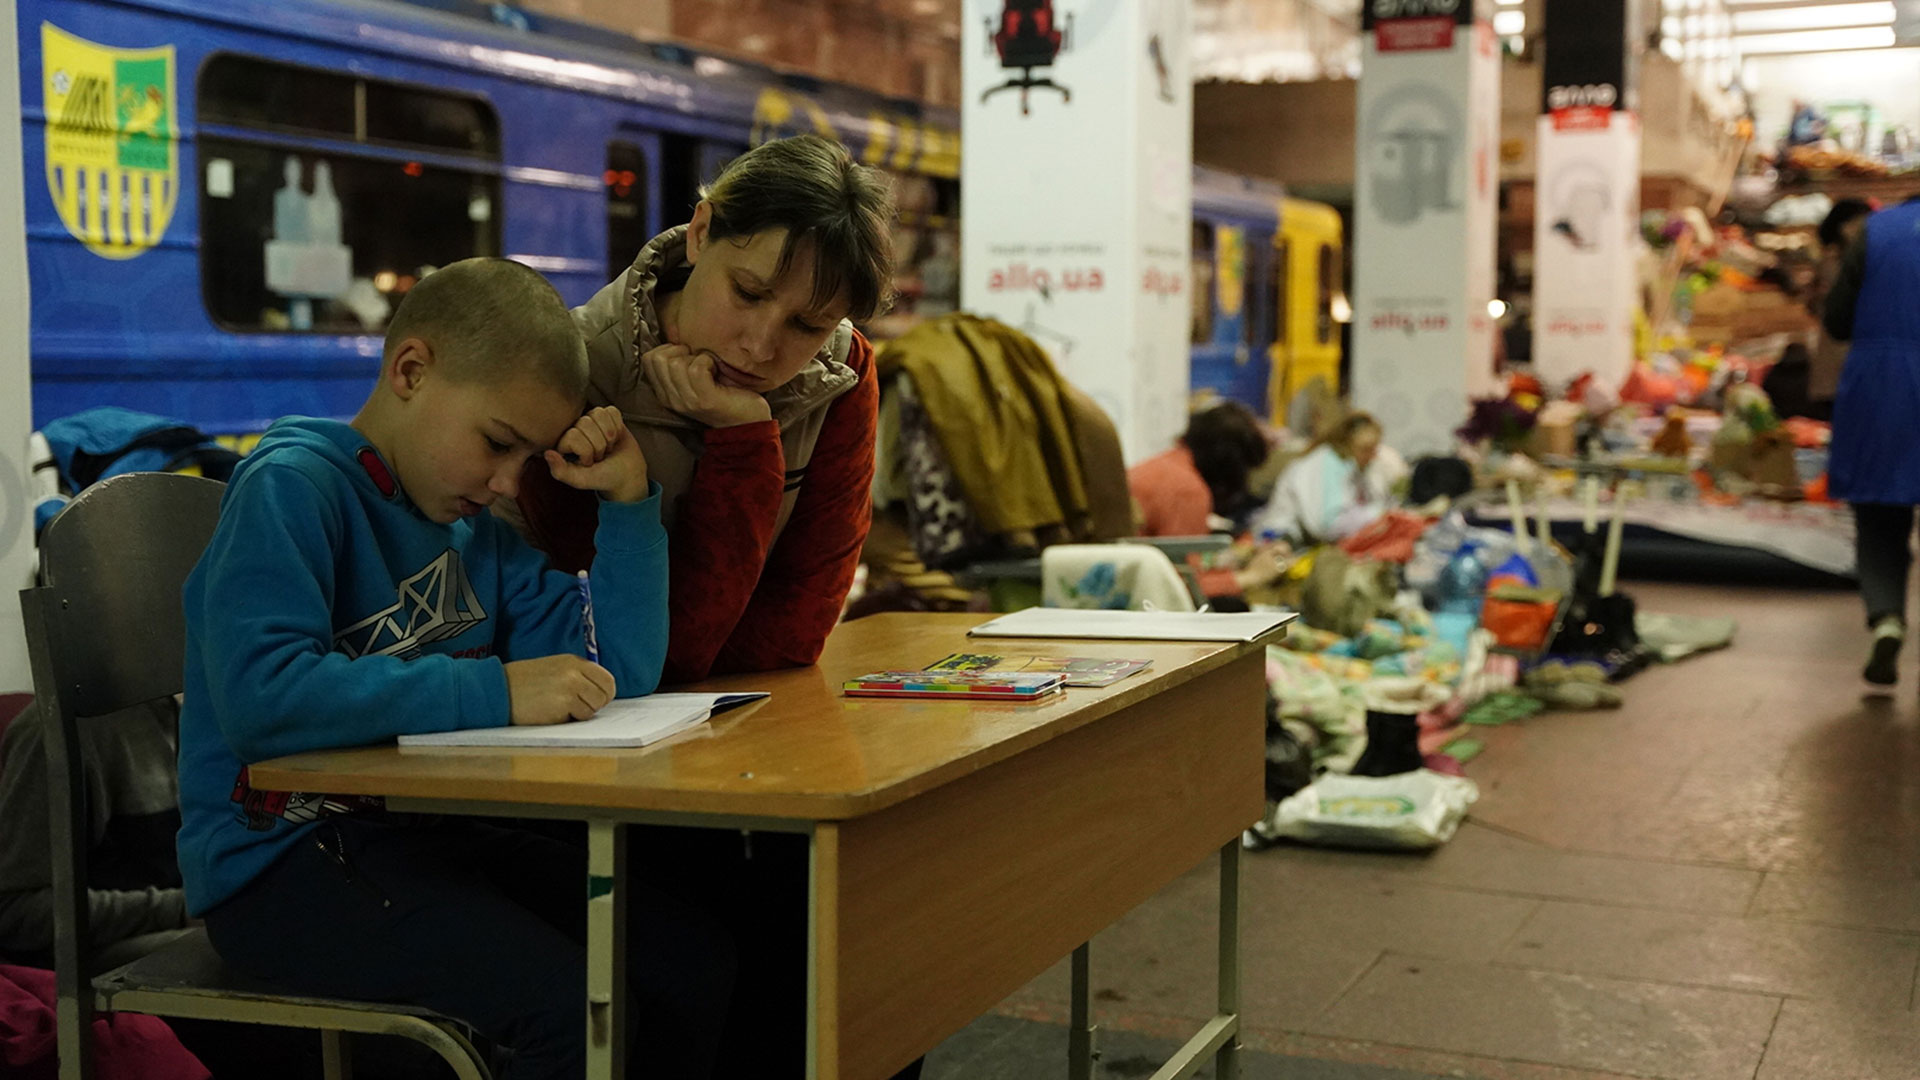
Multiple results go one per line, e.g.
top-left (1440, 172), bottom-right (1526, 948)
top-left (923, 652), bottom-right (1153, 688)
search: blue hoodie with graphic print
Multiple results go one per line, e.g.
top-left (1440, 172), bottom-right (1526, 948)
top-left (176, 417), bottom-right (667, 916)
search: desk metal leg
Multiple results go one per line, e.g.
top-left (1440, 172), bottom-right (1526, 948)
top-left (1216, 836), bottom-right (1241, 1080)
top-left (586, 819), bottom-right (627, 1080)
top-left (320, 1029), bottom-right (351, 1080)
top-left (1083, 839), bottom-right (1243, 1080)
top-left (1069, 942), bottom-right (1096, 1080)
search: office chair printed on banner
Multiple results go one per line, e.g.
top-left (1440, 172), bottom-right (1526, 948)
top-left (21, 472), bottom-right (491, 1080)
top-left (982, 0), bottom-right (1072, 114)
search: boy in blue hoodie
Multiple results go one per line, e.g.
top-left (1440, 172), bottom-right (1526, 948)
top-left (176, 258), bottom-right (733, 1078)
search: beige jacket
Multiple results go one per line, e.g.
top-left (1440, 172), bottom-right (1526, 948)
top-left (558, 226), bottom-right (859, 537)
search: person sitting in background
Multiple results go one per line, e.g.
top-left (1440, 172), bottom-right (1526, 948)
top-left (1129, 401), bottom-right (1268, 536)
top-left (1127, 401), bottom-right (1287, 601)
top-left (1257, 411), bottom-right (1408, 547)
top-left (0, 697), bottom-right (189, 969)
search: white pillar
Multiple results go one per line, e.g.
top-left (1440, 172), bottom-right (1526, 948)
top-left (961, 0), bottom-right (1193, 462)
top-left (0, 0), bottom-right (34, 692)
top-left (1532, 0), bottom-right (1642, 389)
top-left (1349, 0), bottom-right (1502, 458)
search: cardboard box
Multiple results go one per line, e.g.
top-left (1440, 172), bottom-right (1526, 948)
top-left (1526, 403), bottom-right (1580, 458)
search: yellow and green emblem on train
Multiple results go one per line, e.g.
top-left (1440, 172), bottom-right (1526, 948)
top-left (42, 23), bottom-right (177, 259)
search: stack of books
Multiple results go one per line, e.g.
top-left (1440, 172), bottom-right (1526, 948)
top-left (841, 670), bottom-right (1067, 702)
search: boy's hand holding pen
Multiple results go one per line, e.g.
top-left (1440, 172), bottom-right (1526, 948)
top-left (504, 653), bottom-right (613, 726)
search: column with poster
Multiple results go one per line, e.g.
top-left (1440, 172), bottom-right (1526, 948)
top-left (1531, 0), bottom-right (1641, 388)
top-left (0, 0), bottom-right (32, 691)
top-left (961, 0), bottom-right (1193, 462)
top-left (1350, 0), bottom-right (1501, 458)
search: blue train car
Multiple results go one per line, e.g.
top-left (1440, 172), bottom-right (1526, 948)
top-left (18, 0), bottom-right (960, 433)
top-left (18, 0), bottom-right (1340, 437)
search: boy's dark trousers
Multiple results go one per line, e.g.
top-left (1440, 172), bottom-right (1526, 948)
top-left (203, 815), bottom-right (736, 1080)
top-left (636, 825), bottom-right (925, 1080)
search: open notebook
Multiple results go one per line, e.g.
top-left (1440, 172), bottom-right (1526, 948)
top-left (397, 692), bottom-right (768, 749)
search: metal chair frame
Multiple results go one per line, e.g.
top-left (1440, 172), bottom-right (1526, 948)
top-left (20, 472), bottom-right (490, 1080)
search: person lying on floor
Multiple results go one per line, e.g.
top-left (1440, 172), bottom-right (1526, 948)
top-left (1256, 411), bottom-right (1409, 547)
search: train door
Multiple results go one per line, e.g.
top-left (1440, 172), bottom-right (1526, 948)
top-left (604, 125), bottom-right (663, 279)
top-left (1268, 233), bottom-right (1291, 424)
top-left (1272, 198), bottom-right (1344, 420)
top-left (638, 132), bottom-right (748, 271)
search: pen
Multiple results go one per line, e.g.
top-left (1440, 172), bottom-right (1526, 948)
top-left (577, 570), bottom-right (599, 664)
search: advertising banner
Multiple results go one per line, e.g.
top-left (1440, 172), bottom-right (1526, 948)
top-left (962, 0), bottom-right (1193, 461)
top-left (1533, 0), bottom-right (1640, 387)
top-left (1350, 0), bottom-right (1501, 457)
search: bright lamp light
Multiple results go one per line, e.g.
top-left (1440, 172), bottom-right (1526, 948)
top-left (1733, 2), bottom-right (1893, 34)
top-left (1737, 25), bottom-right (1896, 52)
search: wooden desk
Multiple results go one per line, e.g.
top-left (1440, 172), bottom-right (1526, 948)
top-left (251, 613), bottom-right (1271, 1080)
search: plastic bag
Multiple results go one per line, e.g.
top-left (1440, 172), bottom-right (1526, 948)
top-left (1481, 585), bottom-right (1560, 651)
top-left (1253, 770), bottom-right (1480, 850)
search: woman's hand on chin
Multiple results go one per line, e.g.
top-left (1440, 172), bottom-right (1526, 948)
top-left (642, 343), bottom-right (773, 428)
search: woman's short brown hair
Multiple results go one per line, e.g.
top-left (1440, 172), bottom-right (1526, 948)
top-left (701, 135), bottom-right (896, 322)
top-left (1320, 411), bottom-right (1383, 458)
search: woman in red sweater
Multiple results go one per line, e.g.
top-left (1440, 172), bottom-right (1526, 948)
top-left (509, 135), bottom-right (911, 1079)
top-left (511, 134), bottom-right (891, 685)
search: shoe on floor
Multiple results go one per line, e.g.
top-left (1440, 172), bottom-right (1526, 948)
top-left (1865, 616), bottom-right (1904, 686)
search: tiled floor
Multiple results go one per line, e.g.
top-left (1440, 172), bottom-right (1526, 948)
top-left (928, 581), bottom-right (1920, 1080)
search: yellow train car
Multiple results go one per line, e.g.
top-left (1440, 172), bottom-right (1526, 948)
top-left (1192, 170), bottom-right (1347, 428)
top-left (1271, 197), bottom-right (1346, 420)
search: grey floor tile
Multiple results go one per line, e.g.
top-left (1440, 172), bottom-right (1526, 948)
top-left (1260, 823), bottom-right (1762, 915)
top-left (1304, 954), bottom-right (1780, 1080)
top-left (1240, 854), bottom-right (1542, 963)
top-left (924, 1013), bottom-right (1456, 1080)
top-left (1755, 999), bottom-right (1920, 1080)
top-left (999, 922), bottom-right (1383, 1032)
top-left (1751, 869), bottom-right (1920, 934)
top-left (1497, 900), bottom-right (1920, 1006)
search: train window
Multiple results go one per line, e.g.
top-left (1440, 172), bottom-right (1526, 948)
top-left (1316, 243), bottom-right (1336, 345)
top-left (606, 141), bottom-right (650, 279)
top-left (199, 56), bottom-right (355, 141)
top-left (197, 58), bottom-right (503, 334)
top-left (200, 139), bottom-right (500, 333)
top-left (1242, 247), bottom-right (1260, 349)
top-left (1190, 222), bottom-right (1215, 345)
top-left (1273, 239), bottom-right (1289, 349)
top-left (199, 56), bottom-right (496, 157)
top-left (365, 82), bottom-right (499, 156)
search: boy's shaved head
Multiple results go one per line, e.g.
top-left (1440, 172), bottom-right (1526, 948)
top-left (384, 258), bottom-right (588, 400)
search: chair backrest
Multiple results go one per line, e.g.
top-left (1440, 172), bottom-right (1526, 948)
top-left (22, 472), bottom-right (224, 720)
top-left (1042, 543), bottom-right (1198, 613)
top-left (20, 472), bottom-right (224, 1038)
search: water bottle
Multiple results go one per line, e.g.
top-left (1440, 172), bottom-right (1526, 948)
top-left (1436, 543), bottom-right (1488, 617)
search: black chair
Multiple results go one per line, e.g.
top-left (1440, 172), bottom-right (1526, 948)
top-left (981, 0), bottom-right (1071, 115)
top-left (21, 472), bottom-right (490, 1080)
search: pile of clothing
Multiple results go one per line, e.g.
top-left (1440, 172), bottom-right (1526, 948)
top-left (1248, 500), bottom-right (1737, 852)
